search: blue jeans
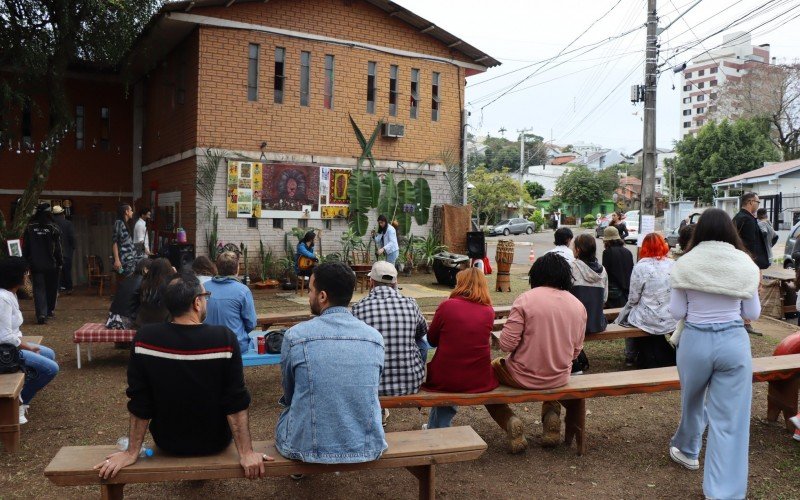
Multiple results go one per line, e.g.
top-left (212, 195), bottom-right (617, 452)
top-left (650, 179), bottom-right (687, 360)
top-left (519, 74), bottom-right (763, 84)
top-left (386, 250), bottom-right (399, 264)
top-left (19, 344), bottom-right (59, 405)
top-left (427, 406), bottom-right (458, 429)
top-left (670, 320), bottom-right (751, 500)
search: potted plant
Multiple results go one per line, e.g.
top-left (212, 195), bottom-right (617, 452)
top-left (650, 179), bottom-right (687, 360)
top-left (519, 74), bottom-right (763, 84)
top-left (413, 234), bottom-right (447, 273)
top-left (254, 240), bottom-right (279, 289)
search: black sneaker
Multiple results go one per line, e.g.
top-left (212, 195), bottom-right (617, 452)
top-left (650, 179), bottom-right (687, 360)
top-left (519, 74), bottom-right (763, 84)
top-left (47, 311), bottom-right (55, 318)
top-left (290, 474), bottom-right (305, 480)
top-left (37, 317), bottom-right (47, 325)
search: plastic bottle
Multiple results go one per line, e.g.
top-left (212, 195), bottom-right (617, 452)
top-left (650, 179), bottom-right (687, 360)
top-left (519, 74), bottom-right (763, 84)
top-left (116, 437), bottom-right (154, 458)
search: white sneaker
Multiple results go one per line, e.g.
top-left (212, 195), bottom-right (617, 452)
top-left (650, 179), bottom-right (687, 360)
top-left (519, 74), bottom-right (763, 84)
top-left (789, 414), bottom-right (800, 430)
top-left (421, 424), bottom-right (428, 430)
top-left (19, 405), bottom-right (29, 425)
top-left (382, 409), bottom-right (390, 427)
top-left (670, 446), bottom-right (699, 470)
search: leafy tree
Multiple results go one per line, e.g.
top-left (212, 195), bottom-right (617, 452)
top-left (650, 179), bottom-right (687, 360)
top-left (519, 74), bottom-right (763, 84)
top-left (0, 0), bottom-right (161, 247)
top-left (673, 118), bottom-right (780, 202)
top-left (468, 167), bottom-right (531, 227)
top-left (713, 63), bottom-right (800, 160)
top-left (524, 181), bottom-right (545, 200)
top-left (555, 165), bottom-right (617, 216)
top-left (474, 134), bottom-right (548, 174)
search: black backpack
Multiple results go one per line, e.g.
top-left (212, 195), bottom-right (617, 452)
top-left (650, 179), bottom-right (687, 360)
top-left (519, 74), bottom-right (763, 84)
top-left (265, 329), bottom-right (286, 354)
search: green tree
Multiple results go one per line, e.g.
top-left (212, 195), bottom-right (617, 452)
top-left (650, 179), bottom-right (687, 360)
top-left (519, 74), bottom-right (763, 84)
top-left (673, 118), bottom-right (781, 203)
top-left (524, 180), bottom-right (545, 200)
top-left (0, 0), bottom-right (161, 248)
top-left (468, 167), bottom-right (531, 227)
top-left (555, 166), bottom-right (617, 216)
top-left (477, 134), bottom-right (548, 174)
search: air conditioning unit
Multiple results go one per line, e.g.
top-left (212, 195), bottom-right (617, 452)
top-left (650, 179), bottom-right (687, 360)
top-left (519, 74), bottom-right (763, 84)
top-left (382, 123), bottom-right (405, 138)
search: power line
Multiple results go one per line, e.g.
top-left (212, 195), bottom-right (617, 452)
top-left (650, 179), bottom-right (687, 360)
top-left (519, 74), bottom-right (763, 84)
top-left (478, 0), bottom-right (628, 110)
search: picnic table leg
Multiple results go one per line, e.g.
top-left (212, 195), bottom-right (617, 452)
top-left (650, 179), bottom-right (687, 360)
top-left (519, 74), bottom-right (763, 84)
top-left (100, 483), bottom-right (124, 500)
top-left (563, 399), bottom-right (586, 456)
top-left (0, 396), bottom-right (21, 453)
top-left (767, 377), bottom-right (799, 431)
top-left (406, 464), bottom-right (435, 500)
top-left (88, 344), bottom-right (93, 363)
top-left (76, 344), bottom-right (82, 369)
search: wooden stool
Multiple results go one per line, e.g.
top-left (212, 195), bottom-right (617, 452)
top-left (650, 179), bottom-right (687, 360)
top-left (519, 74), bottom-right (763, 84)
top-left (296, 276), bottom-right (307, 295)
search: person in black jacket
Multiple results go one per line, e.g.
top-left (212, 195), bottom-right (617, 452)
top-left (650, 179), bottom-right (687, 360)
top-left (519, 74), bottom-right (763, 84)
top-left (602, 226), bottom-right (634, 310)
top-left (52, 205), bottom-right (76, 294)
top-left (610, 212), bottom-right (629, 241)
top-left (94, 270), bottom-right (271, 480)
top-left (23, 203), bottom-right (63, 324)
top-left (733, 192), bottom-right (770, 269)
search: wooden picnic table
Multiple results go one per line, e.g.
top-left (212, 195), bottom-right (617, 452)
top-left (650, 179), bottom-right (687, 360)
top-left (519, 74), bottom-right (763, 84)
top-left (762, 268), bottom-right (797, 319)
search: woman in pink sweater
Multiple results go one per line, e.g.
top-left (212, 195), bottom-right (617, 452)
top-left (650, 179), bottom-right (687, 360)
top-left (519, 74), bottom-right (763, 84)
top-left (494, 252), bottom-right (587, 452)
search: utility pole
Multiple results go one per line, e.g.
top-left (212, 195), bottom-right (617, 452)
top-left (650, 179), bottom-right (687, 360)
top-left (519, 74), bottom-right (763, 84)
top-left (640, 0), bottom-right (658, 229)
top-left (518, 129), bottom-right (528, 183)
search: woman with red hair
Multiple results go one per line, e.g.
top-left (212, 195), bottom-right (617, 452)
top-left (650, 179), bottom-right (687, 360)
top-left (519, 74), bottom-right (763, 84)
top-left (617, 232), bottom-right (678, 368)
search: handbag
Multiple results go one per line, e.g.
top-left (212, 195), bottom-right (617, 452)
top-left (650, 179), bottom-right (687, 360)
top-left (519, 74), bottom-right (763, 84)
top-left (0, 343), bottom-right (23, 374)
top-left (17, 274), bottom-right (33, 300)
top-left (265, 329), bottom-right (286, 354)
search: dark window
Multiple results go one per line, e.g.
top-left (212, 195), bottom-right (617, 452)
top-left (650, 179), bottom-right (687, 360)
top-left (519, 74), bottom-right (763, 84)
top-left (697, 82), bottom-right (704, 89)
top-left (248, 43), bottom-right (259, 101)
top-left (298, 218), bottom-right (308, 228)
top-left (75, 105), bottom-right (84, 150)
top-left (710, 80), bottom-right (717, 86)
top-left (684, 72), bottom-right (691, 79)
top-left (21, 100), bottom-right (32, 146)
top-left (300, 51), bottom-right (310, 106)
top-left (431, 71), bottom-right (440, 122)
top-left (324, 55), bottom-right (334, 110)
top-left (683, 97), bottom-right (691, 104)
top-left (247, 217), bottom-right (258, 228)
top-left (410, 68), bottom-right (419, 119)
top-left (367, 61), bottom-right (377, 114)
top-left (683, 121), bottom-right (691, 128)
top-left (697, 107), bottom-right (705, 114)
top-left (710, 67), bottom-right (718, 74)
top-left (683, 84), bottom-right (691, 91)
top-left (389, 64), bottom-right (398, 117)
top-left (100, 107), bottom-right (110, 151)
top-left (682, 109), bottom-right (691, 116)
top-left (698, 69), bottom-right (705, 76)
top-left (274, 47), bottom-right (285, 104)
top-left (697, 94), bottom-right (705, 102)
top-left (273, 218), bottom-right (283, 229)
top-left (710, 92), bottom-right (718, 100)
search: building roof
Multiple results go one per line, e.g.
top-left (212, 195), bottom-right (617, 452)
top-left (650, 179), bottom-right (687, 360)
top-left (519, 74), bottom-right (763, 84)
top-left (713, 158), bottom-right (800, 187)
top-left (620, 176), bottom-right (642, 185)
top-left (550, 155), bottom-right (576, 165)
top-left (126, 0), bottom-right (499, 77)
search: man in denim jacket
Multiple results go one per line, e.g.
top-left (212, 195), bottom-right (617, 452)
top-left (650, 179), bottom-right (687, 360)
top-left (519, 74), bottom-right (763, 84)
top-left (275, 262), bottom-right (387, 464)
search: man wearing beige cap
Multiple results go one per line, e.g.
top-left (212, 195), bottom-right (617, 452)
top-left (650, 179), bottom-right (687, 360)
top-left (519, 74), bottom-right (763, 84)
top-left (352, 261), bottom-right (428, 409)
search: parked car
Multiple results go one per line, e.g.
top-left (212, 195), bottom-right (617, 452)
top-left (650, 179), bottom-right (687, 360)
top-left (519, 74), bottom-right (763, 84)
top-left (784, 220), bottom-right (800, 268)
top-left (665, 212), bottom-right (702, 248)
top-left (488, 218), bottom-right (535, 236)
top-left (623, 210), bottom-right (639, 244)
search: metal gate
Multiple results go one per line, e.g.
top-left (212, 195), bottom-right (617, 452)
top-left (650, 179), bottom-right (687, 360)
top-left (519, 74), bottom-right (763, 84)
top-left (760, 194), bottom-right (781, 230)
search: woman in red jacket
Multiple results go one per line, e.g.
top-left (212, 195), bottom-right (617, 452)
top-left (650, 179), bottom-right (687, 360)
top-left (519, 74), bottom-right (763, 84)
top-left (423, 267), bottom-right (499, 429)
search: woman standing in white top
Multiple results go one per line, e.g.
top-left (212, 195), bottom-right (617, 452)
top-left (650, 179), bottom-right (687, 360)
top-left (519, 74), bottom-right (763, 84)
top-left (668, 208), bottom-right (760, 499)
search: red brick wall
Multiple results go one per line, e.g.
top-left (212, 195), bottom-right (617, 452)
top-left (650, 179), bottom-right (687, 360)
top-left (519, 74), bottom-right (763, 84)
top-left (142, 157), bottom-right (198, 245)
top-left (192, 0), bottom-right (467, 162)
top-left (141, 30), bottom-right (200, 165)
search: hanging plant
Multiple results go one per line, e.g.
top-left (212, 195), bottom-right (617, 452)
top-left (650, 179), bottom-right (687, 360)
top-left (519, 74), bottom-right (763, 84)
top-left (396, 179), bottom-right (416, 236)
top-left (413, 177), bottom-right (431, 225)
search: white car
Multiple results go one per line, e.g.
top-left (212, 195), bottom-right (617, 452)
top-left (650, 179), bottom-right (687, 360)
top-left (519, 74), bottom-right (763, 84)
top-left (623, 210), bottom-right (639, 244)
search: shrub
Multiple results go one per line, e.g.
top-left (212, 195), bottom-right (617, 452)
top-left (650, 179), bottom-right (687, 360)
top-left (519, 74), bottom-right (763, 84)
top-left (583, 213), bottom-right (596, 223)
top-left (528, 211), bottom-right (545, 232)
top-left (581, 221), bottom-right (596, 228)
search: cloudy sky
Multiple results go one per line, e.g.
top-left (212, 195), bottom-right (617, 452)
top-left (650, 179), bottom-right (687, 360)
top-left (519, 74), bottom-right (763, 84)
top-left (395, 0), bottom-right (800, 153)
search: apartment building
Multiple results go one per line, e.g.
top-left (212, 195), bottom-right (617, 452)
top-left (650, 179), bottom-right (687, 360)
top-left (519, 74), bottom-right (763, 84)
top-left (679, 32), bottom-right (770, 138)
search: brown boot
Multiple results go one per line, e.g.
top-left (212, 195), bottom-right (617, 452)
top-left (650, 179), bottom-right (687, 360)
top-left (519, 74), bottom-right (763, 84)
top-left (486, 404), bottom-right (528, 454)
top-left (541, 402), bottom-right (562, 448)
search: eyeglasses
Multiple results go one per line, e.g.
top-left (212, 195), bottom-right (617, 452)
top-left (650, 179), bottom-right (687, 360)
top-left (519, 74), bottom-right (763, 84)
top-left (195, 291), bottom-right (211, 301)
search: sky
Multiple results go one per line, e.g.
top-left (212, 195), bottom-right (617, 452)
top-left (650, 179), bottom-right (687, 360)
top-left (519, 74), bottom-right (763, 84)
top-left (394, 0), bottom-right (800, 153)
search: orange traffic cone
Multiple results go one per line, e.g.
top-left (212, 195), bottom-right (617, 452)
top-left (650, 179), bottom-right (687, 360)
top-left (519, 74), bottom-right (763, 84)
top-left (529, 249), bottom-right (536, 263)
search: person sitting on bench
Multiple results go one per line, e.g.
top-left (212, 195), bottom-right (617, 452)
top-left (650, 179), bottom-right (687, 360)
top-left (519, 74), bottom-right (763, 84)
top-left (204, 251), bottom-right (257, 355)
top-left (422, 267), bottom-right (498, 429)
top-left (94, 270), bottom-right (271, 480)
top-left (275, 262), bottom-right (387, 464)
top-left (352, 261), bottom-right (428, 424)
top-left (495, 253), bottom-right (586, 452)
top-left (0, 257), bottom-right (59, 425)
top-left (105, 259), bottom-right (151, 330)
top-left (545, 227), bottom-right (574, 263)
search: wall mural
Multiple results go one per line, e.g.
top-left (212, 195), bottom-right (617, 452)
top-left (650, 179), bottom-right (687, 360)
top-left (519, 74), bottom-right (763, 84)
top-left (226, 161), bottom-right (351, 219)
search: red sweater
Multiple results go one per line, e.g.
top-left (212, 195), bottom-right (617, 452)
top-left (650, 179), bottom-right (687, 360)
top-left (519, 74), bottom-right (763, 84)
top-left (422, 297), bottom-right (499, 393)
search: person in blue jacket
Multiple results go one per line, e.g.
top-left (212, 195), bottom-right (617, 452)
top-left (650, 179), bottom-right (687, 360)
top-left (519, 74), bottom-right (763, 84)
top-left (374, 215), bottom-right (399, 264)
top-left (295, 231), bottom-right (318, 277)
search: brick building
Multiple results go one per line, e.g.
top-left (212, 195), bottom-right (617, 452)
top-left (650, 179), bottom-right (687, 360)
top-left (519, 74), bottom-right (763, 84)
top-left (1, 0), bottom-right (498, 279)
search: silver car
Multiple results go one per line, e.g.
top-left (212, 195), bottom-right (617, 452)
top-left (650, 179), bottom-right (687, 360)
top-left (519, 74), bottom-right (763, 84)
top-left (488, 218), bottom-right (535, 236)
top-left (784, 220), bottom-right (800, 268)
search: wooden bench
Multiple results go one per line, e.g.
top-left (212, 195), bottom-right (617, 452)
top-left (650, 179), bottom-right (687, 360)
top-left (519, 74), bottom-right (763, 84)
top-left (0, 336), bottom-right (46, 453)
top-left (492, 306), bottom-right (620, 322)
top-left (380, 354), bottom-right (800, 456)
top-left (73, 323), bottom-right (137, 369)
top-left (491, 323), bottom-right (649, 349)
top-left (44, 426), bottom-right (487, 499)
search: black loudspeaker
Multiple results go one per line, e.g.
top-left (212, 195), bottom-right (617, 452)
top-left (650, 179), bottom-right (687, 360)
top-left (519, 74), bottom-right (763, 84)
top-left (168, 243), bottom-right (195, 270)
top-left (467, 231), bottom-right (486, 259)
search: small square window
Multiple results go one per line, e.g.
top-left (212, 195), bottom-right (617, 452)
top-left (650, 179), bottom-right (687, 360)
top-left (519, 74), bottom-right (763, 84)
top-left (298, 219), bottom-right (308, 228)
top-left (273, 218), bottom-right (283, 229)
top-left (248, 217), bottom-right (258, 228)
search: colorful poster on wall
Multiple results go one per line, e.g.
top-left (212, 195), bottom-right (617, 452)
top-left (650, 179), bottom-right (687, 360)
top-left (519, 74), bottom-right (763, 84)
top-left (328, 168), bottom-right (351, 205)
top-left (321, 205), bottom-right (350, 219)
top-left (261, 163), bottom-right (320, 212)
top-left (226, 161), bottom-right (263, 218)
